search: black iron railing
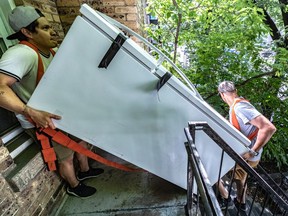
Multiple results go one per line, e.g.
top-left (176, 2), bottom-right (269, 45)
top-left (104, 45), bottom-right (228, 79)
top-left (184, 127), bottom-right (223, 216)
top-left (184, 121), bottom-right (288, 216)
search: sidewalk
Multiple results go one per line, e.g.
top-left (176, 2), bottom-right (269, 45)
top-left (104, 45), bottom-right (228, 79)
top-left (54, 150), bottom-right (187, 216)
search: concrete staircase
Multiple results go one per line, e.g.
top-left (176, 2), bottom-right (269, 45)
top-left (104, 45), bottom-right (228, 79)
top-left (53, 150), bottom-right (187, 216)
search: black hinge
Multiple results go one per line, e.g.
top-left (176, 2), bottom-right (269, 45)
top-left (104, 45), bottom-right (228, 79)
top-left (98, 34), bottom-right (127, 69)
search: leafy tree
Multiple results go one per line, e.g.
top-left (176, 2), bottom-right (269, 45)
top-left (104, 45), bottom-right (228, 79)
top-left (146, 0), bottom-right (288, 168)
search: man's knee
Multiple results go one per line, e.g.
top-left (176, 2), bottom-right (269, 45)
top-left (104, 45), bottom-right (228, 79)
top-left (78, 140), bottom-right (88, 148)
top-left (59, 154), bottom-right (74, 166)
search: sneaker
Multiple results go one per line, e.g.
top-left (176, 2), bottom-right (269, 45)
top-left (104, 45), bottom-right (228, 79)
top-left (219, 196), bottom-right (233, 210)
top-left (67, 182), bottom-right (96, 198)
top-left (77, 168), bottom-right (104, 181)
top-left (234, 198), bottom-right (248, 212)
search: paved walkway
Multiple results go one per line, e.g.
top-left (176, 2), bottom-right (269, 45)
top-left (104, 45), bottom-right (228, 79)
top-left (54, 150), bottom-right (187, 216)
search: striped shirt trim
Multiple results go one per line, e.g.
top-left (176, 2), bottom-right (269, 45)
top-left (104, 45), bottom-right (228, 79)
top-left (38, 49), bottom-right (51, 58)
top-left (0, 69), bottom-right (21, 81)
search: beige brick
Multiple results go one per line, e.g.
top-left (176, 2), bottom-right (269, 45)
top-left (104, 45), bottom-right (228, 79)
top-left (122, 20), bottom-right (139, 30)
top-left (30, 206), bottom-right (42, 216)
top-left (57, 31), bottom-right (65, 39)
top-left (0, 155), bottom-right (15, 174)
top-left (52, 22), bottom-right (63, 31)
top-left (9, 153), bottom-right (44, 192)
top-left (0, 179), bottom-right (19, 215)
top-left (0, 176), bottom-right (16, 202)
top-left (103, 0), bottom-right (125, 6)
top-left (115, 6), bottom-right (137, 13)
top-left (95, 6), bottom-right (115, 13)
top-left (125, 0), bottom-right (137, 5)
top-left (42, 4), bottom-right (58, 14)
top-left (130, 35), bottom-right (143, 43)
top-left (56, 0), bottom-right (80, 7)
top-left (79, 0), bottom-right (104, 8)
top-left (127, 13), bottom-right (137, 21)
top-left (17, 171), bottom-right (47, 212)
top-left (57, 7), bottom-right (80, 17)
top-left (52, 14), bottom-right (61, 23)
top-left (25, 190), bottom-right (48, 215)
top-left (26, 0), bottom-right (54, 3)
top-left (0, 147), bottom-right (10, 162)
top-left (108, 13), bottom-right (126, 19)
top-left (29, 174), bottom-right (61, 214)
top-left (1, 200), bottom-right (19, 216)
top-left (42, 12), bottom-right (53, 22)
top-left (106, 13), bottom-right (126, 22)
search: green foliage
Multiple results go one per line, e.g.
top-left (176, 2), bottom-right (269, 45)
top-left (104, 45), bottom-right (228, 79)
top-left (146, 0), bottom-right (288, 168)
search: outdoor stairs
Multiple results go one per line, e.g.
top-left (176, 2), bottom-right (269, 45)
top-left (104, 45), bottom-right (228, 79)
top-left (220, 180), bottom-right (282, 216)
top-left (223, 197), bottom-right (274, 216)
top-left (1, 124), bottom-right (45, 192)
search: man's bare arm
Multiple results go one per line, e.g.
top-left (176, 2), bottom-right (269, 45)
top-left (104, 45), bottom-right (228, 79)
top-left (249, 115), bottom-right (276, 152)
top-left (242, 114), bottom-right (276, 160)
top-left (0, 72), bottom-right (61, 128)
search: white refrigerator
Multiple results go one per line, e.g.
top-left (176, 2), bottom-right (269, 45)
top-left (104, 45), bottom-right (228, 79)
top-left (28, 4), bottom-right (250, 189)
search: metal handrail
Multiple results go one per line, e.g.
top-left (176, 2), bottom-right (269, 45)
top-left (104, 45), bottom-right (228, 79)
top-left (184, 128), bottom-right (223, 216)
top-left (186, 121), bottom-right (288, 214)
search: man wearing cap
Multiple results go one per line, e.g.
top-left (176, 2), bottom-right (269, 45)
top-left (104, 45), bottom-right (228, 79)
top-left (217, 81), bottom-right (276, 211)
top-left (0, 6), bottom-right (104, 198)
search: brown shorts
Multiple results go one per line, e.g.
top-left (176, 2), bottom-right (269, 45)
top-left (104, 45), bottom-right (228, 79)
top-left (234, 160), bottom-right (259, 181)
top-left (25, 128), bottom-right (74, 162)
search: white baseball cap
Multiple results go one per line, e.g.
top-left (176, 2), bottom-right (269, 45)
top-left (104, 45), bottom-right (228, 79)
top-left (7, 6), bottom-right (41, 40)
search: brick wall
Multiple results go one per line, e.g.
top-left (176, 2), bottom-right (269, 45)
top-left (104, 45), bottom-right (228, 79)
top-left (0, 146), bottom-right (65, 216)
top-left (56, 0), bottom-right (146, 44)
top-left (16, 0), bottom-right (65, 42)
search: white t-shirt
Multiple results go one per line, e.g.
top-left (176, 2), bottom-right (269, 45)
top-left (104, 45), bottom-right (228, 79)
top-left (0, 44), bottom-right (55, 128)
top-left (229, 98), bottom-right (262, 161)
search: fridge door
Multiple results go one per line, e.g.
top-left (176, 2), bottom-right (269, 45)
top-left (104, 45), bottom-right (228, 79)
top-left (28, 4), bottom-right (250, 189)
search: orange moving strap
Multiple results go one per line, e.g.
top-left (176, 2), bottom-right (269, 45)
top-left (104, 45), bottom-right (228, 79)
top-left (19, 41), bottom-right (55, 84)
top-left (36, 132), bottom-right (57, 171)
top-left (38, 128), bottom-right (143, 172)
top-left (20, 40), bottom-right (56, 170)
top-left (231, 98), bottom-right (258, 140)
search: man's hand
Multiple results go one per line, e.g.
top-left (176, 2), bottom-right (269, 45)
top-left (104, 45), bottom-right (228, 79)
top-left (242, 148), bottom-right (259, 160)
top-left (24, 105), bottom-right (61, 129)
top-left (242, 151), bottom-right (254, 161)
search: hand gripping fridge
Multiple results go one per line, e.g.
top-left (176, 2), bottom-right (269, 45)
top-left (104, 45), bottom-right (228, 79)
top-left (28, 4), bottom-right (251, 189)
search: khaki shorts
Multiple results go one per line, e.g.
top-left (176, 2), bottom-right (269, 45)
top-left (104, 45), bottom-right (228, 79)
top-left (234, 160), bottom-right (259, 181)
top-left (25, 128), bottom-right (75, 162)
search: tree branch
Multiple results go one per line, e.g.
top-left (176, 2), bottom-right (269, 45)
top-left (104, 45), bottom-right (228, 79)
top-left (278, 0), bottom-right (288, 46)
top-left (263, 9), bottom-right (282, 41)
top-left (204, 71), bottom-right (276, 100)
top-left (253, 0), bottom-right (281, 41)
top-left (172, 0), bottom-right (182, 63)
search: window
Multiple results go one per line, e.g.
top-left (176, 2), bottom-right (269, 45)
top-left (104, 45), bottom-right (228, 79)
top-left (0, 0), bottom-right (20, 137)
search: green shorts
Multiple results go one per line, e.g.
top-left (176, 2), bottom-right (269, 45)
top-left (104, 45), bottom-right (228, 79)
top-left (25, 128), bottom-right (75, 162)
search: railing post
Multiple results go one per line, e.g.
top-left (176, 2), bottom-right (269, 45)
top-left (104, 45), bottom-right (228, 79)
top-left (184, 126), bottom-right (223, 216)
top-left (185, 121), bottom-right (288, 215)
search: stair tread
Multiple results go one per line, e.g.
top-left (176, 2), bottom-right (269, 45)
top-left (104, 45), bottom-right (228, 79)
top-left (6, 143), bottom-right (40, 179)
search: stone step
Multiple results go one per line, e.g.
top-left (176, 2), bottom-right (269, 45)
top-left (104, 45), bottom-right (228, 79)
top-left (223, 196), bottom-right (273, 216)
top-left (5, 142), bottom-right (45, 192)
top-left (5, 131), bottom-right (34, 158)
